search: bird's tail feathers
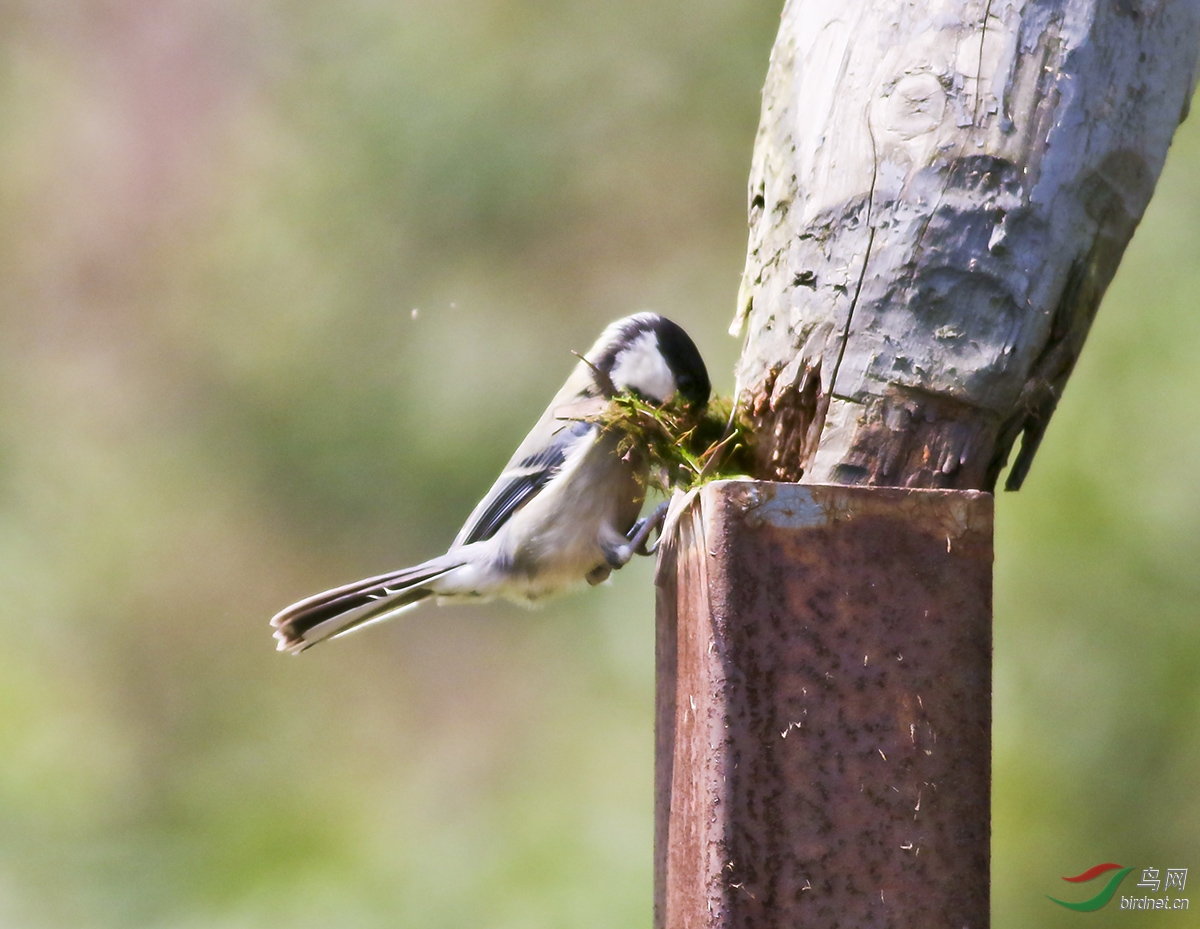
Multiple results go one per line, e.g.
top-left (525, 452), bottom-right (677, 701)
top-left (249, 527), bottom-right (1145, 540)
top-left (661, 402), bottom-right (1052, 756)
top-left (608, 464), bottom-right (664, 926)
top-left (271, 557), bottom-right (462, 654)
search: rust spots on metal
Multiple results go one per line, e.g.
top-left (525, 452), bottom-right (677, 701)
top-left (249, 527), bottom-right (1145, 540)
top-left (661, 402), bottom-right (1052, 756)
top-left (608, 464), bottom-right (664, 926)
top-left (654, 481), bottom-right (992, 929)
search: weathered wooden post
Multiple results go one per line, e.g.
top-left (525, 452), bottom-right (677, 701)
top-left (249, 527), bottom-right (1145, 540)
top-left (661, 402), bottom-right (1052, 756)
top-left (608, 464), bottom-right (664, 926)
top-left (655, 0), bottom-right (1200, 926)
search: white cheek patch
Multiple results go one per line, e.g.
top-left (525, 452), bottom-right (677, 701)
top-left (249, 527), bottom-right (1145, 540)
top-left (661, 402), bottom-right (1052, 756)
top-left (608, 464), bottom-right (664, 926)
top-left (610, 331), bottom-right (677, 402)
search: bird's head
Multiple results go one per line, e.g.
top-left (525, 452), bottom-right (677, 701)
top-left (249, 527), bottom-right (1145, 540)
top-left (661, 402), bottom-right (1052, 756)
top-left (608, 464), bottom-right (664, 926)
top-left (585, 313), bottom-right (711, 408)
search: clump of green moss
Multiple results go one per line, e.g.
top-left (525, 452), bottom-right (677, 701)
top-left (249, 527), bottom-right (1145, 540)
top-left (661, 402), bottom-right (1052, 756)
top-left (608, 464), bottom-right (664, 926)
top-left (592, 393), bottom-right (754, 494)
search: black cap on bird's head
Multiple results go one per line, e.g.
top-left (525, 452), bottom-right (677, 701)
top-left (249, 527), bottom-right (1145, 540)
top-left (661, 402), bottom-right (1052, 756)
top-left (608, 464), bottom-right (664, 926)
top-left (588, 313), bottom-right (711, 408)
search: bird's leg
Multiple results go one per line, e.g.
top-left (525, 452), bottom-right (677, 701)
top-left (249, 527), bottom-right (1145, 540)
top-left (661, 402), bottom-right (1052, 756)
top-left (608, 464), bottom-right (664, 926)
top-left (596, 502), bottom-right (671, 582)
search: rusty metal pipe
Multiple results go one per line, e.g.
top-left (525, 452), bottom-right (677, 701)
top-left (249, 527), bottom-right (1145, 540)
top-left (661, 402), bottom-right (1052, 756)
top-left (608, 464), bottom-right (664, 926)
top-left (654, 481), bottom-right (992, 928)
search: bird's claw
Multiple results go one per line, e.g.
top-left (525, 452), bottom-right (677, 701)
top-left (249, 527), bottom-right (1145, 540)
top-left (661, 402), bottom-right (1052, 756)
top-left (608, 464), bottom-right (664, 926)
top-left (627, 501), bottom-right (670, 557)
top-left (586, 564), bottom-right (613, 585)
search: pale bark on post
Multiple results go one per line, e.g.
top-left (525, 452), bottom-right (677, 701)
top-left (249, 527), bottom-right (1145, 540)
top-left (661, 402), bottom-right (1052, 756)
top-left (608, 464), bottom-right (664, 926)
top-left (655, 1), bottom-right (1200, 927)
top-left (733, 0), bottom-right (1200, 490)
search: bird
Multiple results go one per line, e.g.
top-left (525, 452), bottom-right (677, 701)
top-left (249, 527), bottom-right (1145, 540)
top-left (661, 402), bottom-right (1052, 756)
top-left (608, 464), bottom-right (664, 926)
top-left (271, 312), bottom-right (711, 654)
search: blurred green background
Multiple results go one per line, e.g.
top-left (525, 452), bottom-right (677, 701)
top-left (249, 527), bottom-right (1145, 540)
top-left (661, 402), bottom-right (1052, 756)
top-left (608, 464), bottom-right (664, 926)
top-left (0, 2), bottom-right (1196, 926)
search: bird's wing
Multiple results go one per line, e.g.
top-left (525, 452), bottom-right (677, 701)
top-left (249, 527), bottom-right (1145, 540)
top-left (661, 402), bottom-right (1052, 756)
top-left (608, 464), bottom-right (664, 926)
top-left (452, 418), bottom-right (596, 547)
